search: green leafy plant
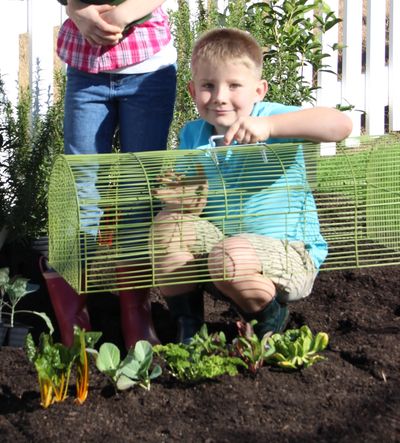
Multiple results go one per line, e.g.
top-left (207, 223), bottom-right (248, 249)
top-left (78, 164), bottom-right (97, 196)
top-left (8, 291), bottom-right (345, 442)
top-left (154, 324), bottom-right (246, 381)
top-left (0, 68), bottom-right (65, 244)
top-left (233, 320), bottom-right (275, 374)
top-left (25, 326), bottom-right (101, 408)
top-left (265, 325), bottom-right (329, 370)
top-left (0, 267), bottom-right (10, 323)
top-left (93, 340), bottom-right (161, 391)
top-left (0, 266), bottom-right (53, 331)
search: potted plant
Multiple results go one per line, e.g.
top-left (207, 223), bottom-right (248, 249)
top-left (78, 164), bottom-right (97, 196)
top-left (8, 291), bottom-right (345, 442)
top-left (0, 70), bottom-right (64, 256)
top-left (0, 266), bottom-right (9, 344)
top-left (0, 266), bottom-right (53, 347)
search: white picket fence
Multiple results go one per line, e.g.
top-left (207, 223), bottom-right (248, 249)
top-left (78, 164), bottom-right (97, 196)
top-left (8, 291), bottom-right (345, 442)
top-left (0, 0), bottom-right (399, 137)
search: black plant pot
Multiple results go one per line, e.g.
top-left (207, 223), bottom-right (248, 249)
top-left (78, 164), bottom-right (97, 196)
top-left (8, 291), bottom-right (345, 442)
top-left (0, 322), bottom-right (8, 346)
top-left (4, 323), bottom-right (31, 347)
top-left (31, 235), bottom-right (49, 259)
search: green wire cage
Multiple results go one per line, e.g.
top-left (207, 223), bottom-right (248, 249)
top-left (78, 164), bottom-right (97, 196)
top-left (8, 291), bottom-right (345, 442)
top-left (48, 135), bottom-right (400, 294)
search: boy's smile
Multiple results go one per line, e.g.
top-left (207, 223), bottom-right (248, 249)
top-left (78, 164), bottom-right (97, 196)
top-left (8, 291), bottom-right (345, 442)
top-left (189, 59), bottom-right (268, 135)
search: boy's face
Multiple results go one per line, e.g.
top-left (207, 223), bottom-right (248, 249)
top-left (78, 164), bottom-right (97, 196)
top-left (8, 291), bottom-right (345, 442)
top-left (188, 58), bottom-right (268, 135)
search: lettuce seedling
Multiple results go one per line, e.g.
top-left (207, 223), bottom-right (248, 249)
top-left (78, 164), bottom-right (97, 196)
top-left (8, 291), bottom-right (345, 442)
top-left (265, 325), bottom-right (329, 370)
top-left (154, 325), bottom-right (246, 381)
top-left (94, 340), bottom-right (161, 391)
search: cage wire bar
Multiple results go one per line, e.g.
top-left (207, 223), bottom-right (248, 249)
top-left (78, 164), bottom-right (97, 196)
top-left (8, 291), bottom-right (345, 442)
top-left (48, 135), bottom-right (400, 294)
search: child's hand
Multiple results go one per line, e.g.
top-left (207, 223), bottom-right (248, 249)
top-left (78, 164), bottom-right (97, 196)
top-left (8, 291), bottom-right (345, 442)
top-left (224, 116), bottom-right (272, 145)
top-left (152, 164), bottom-right (208, 215)
top-left (67, 1), bottom-right (123, 46)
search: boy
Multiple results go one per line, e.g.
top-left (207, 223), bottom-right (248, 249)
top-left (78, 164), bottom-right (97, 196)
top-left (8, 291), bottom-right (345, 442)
top-left (151, 28), bottom-right (352, 344)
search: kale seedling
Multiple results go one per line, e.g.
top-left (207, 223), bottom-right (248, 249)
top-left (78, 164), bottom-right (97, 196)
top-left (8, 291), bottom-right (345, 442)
top-left (154, 324), bottom-right (246, 382)
top-left (94, 340), bottom-right (161, 391)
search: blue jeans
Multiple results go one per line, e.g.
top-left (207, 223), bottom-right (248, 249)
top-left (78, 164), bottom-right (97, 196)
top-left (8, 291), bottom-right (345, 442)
top-left (63, 64), bottom-right (177, 236)
top-left (64, 64), bottom-right (176, 154)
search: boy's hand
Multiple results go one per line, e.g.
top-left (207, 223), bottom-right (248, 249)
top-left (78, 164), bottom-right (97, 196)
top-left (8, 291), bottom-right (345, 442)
top-left (152, 164), bottom-right (208, 215)
top-left (67, 0), bottom-right (123, 46)
top-left (224, 116), bottom-right (272, 145)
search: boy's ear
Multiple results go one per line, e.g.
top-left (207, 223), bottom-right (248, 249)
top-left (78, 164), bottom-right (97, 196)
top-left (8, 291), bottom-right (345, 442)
top-left (188, 80), bottom-right (196, 99)
top-left (256, 79), bottom-right (268, 101)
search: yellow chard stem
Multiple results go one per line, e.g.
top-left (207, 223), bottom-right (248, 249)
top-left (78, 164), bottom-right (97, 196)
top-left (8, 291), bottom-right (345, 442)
top-left (75, 347), bottom-right (89, 405)
top-left (40, 378), bottom-right (54, 409)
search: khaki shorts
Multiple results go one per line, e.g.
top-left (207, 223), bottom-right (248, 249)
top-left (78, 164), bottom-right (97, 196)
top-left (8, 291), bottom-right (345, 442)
top-left (236, 233), bottom-right (318, 302)
top-left (188, 219), bottom-right (318, 303)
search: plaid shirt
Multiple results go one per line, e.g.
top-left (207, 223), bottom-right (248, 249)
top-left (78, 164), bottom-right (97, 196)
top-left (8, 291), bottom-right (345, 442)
top-left (57, 6), bottom-right (171, 73)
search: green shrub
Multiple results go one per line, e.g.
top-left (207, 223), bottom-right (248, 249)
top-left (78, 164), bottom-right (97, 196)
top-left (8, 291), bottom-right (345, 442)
top-left (0, 69), bottom-right (65, 243)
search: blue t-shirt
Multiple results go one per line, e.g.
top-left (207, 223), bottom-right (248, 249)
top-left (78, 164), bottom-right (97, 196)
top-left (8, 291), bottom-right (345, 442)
top-left (177, 101), bottom-right (328, 269)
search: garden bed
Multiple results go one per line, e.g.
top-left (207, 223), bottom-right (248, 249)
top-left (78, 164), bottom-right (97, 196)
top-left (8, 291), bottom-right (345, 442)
top-left (0, 245), bottom-right (399, 442)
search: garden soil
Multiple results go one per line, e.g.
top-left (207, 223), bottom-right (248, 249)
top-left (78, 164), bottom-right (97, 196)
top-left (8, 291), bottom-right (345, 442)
top-left (0, 245), bottom-right (399, 443)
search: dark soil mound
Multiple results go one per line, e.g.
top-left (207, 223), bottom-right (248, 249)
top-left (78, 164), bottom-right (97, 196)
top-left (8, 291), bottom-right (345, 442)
top-left (0, 245), bottom-right (399, 442)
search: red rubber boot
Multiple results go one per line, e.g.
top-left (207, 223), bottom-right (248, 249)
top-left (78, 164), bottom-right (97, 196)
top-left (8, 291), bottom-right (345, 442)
top-left (119, 287), bottom-right (160, 350)
top-left (40, 258), bottom-right (91, 347)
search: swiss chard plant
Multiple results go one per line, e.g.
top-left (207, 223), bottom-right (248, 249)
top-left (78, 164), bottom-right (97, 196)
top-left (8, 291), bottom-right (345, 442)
top-left (93, 340), bottom-right (161, 391)
top-left (264, 325), bottom-right (329, 370)
top-left (25, 327), bottom-right (101, 408)
top-left (154, 324), bottom-right (246, 382)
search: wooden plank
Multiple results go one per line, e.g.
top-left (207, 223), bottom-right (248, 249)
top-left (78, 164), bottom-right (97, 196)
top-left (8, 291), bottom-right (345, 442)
top-left (0, 0), bottom-right (28, 105)
top-left (316, 0), bottom-right (340, 107)
top-left (341, 0), bottom-right (363, 136)
top-left (389, 0), bottom-right (400, 131)
top-left (365, 0), bottom-right (387, 135)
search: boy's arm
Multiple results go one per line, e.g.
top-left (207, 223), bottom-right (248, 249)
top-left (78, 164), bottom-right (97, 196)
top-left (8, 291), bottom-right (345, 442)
top-left (224, 107), bottom-right (353, 145)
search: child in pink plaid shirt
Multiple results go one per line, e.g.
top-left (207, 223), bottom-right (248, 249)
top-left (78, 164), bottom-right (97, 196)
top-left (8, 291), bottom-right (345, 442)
top-left (46, 0), bottom-right (177, 349)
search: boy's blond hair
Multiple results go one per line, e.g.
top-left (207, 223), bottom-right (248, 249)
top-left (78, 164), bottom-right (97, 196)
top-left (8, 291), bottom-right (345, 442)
top-left (191, 28), bottom-right (264, 78)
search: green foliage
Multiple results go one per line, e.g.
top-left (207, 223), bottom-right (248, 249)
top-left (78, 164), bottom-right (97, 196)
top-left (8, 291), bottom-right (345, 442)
top-left (247, 0), bottom-right (341, 105)
top-left (0, 266), bottom-right (53, 330)
top-left (0, 68), bottom-right (65, 244)
top-left (168, 0), bottom-right (340, 145)
top-left (265, 325), bottom-right (329, 370)
top-left (154, 324), bottom-right (246, 381)
top-left (94, 340), bottom-right (161, 391)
